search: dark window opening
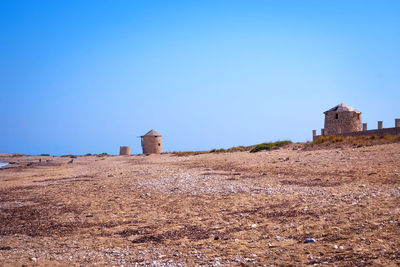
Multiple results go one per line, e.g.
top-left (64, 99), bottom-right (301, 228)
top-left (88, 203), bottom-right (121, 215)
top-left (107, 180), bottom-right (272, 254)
top-left (158, 143), bottom-right (160, 146)
top-left (357, 114), bottom-right (360, 120)
top-left (335, 114), bottom-right (339, 119)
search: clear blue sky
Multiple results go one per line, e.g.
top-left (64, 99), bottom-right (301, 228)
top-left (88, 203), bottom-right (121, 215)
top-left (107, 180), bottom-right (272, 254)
top-left (1, 0), bottom-right (399, 155)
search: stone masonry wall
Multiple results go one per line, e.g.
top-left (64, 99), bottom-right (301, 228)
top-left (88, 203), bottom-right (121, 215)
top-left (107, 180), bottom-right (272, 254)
top-left (142, 136), bottom-right (162, 154)
top-left (313, 127), bottom-right (400, 141)
top-left (324, 111), bottom-right (362, 135)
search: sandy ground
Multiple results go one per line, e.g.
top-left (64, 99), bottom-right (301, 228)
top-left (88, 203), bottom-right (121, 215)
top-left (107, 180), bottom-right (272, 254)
top-left (0, 143), bottom-right (400, 266)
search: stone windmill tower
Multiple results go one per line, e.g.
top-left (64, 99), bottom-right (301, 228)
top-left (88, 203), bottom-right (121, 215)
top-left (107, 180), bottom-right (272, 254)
top-left (323, 103), bottom-right (362, 135)
top-left (140, 130), bottom-right (162, 154)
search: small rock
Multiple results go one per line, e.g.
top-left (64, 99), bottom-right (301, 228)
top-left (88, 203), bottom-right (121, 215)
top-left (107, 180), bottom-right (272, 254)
top-left (339, 246), bottom-right (344, 250)
top-left (359, 185), bottom-right (366, 188)
top-left (108, 174), bottom-right (114, 177)
top-left (251, 224), bottom-right (257, 228)
top-left (275, 236), bottom-right (281, 241)
top-left (304, 238), bottom-right (316, 244)
top-left (332, 245), bottom-right (338, 249)
top-left (30, 257), bottom-right (37, 262)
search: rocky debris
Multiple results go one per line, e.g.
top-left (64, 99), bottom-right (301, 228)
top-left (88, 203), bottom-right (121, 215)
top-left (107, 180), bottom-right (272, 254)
top-left (304, 238), bottom-right (316, 244)
top-left (0, 143), bottom-right (400, 266)
top-left (140, 193), bottom-right (150, 198)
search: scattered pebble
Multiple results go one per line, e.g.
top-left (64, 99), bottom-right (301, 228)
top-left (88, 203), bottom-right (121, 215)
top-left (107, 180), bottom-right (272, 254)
top-left (140, 193), bottom-right (150, 198)
top-left (304, 238), bottom-right (316, 244)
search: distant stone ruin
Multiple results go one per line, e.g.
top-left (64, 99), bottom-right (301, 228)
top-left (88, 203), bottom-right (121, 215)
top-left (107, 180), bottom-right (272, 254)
top-left (313, 103), bottom-right (400, 140)
top-left (119, 146), bottom-right (130, 156)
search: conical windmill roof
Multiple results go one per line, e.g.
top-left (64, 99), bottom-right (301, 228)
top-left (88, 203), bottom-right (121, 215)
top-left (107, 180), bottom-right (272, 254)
top-left (324, 103), bottom-right (360, 114)
top-left (143, 129), bottom-right (161, 136)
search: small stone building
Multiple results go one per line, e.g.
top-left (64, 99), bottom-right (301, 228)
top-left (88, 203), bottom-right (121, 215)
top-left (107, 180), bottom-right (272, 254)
top-left (140, 130), bottom-right (162, 154)
top-left (119, 146), bottom-right (130, 156)
top-left (323, 103), bottom-right (362, 135)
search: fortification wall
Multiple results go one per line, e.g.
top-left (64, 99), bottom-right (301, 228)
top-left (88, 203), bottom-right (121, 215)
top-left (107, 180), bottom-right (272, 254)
top-left (313, 127), bottom-right (400, 141)
top-left (142, 136), bottom-right (162, 154)
top-left (324, 111), bottom-right (362, 135)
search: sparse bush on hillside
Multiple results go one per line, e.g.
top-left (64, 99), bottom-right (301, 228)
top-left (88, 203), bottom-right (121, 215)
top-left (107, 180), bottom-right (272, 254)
top-left (313, 135), bottom-right (344, 144)
top-left (96, 153), bottom-right (109, 157)
top-left (249, 141), bottom-right (292, 153)
top-left (172, 140), bottom-right (292, 156)
top-left (308, 134), bottom-right (400, 149)
top-left (210, 148), bottom-right (227, 153)
top-left (39, 154), bottom-right (50, 156)
top-left (171, 151), bottom-right (209, 157)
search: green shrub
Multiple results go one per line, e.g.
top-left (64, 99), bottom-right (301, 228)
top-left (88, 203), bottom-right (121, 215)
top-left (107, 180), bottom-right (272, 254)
top-left (172, 151), bottom-right (209, 157)
top-left (210, 148), bottom-right (227, 153)
top-left (249, 141), bottom-right (292, 153)
top-left (39, 154), bottom-right (50, 156)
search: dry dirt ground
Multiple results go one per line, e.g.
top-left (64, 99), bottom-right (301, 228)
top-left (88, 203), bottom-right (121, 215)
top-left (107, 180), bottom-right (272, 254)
top-left (1, 143), bottom-right (400, 266)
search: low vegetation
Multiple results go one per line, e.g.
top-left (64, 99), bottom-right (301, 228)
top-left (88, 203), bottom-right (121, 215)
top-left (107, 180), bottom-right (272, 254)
top-left (96, 153), bottom-right (110, 157)
top-left (249, 141), bottom-right (292, 153)
top-left (171, 151), bottom-right (210, 157)
top-left (172, 140), bottom-right (292, 156)
top-left (60, 154), bottom-right (74, 158)
top-left (308, 134), bottom-right (400, 148)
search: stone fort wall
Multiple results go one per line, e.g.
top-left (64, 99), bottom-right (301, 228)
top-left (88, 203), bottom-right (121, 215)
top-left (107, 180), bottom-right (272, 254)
top-left (324, 111), bottom-right (362, 135)
top-left (314, 118), bottom-right (400, 141)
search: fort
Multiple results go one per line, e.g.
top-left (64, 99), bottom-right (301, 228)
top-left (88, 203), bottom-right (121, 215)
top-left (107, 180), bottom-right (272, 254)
top-left (313, 103), bottom-right (400, 141)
